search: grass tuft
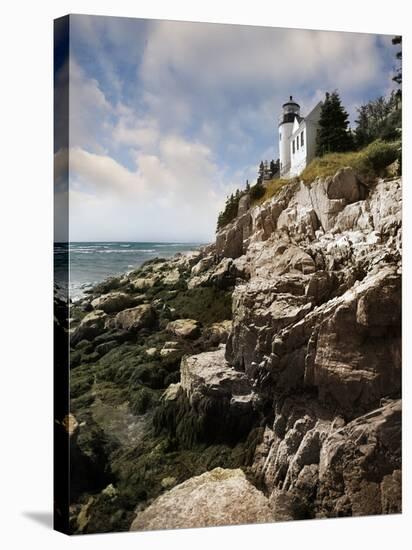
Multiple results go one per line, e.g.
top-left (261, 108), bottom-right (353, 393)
top-left (301, 139), bottom-right (401, 184)
top-left (251, 178), bottom-right (291, 206)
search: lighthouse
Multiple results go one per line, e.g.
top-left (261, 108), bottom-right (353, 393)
top-left (278, 96), bottom-right (301, 177)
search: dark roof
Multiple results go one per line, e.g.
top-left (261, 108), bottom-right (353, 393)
top-left (282, 95), bottom-right (300, 108)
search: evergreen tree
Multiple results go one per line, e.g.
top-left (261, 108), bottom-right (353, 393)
top-left (257, 161), bottom-right (264, 184)
top-left (354, 104), bottom-right (370, 148)
top-left (316, 91), bottom-right (354, 156)
top-left (392, 36), bottom-right (402, 87)
top-left (245, 180), bottom-right (250, 192)
top-left (249, 178), bottom-right (265, 201)
top-left (216, 190), bottom-right (243, 231)
top-left (354, 91), bottom-right (401, 147)
top-left (392, 35), bottom-right (402, 105)
top-left (270, 159), bottom-right (280, 177)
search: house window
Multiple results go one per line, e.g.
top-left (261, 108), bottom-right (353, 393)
top-left (301, 130), bottom-right (304, 147)
top-left (297, 135), bottom-right (299, 150)
top-left (292, 139), bottom-right (295, 154)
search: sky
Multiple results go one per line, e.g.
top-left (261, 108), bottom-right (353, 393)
top-left (54, 15), bottom-right (397, 243)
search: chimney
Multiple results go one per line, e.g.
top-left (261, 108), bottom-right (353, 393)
top-left (290, 95), bottom-right (293, 101)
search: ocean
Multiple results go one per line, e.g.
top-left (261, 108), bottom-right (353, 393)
top-left (54, 242), bottom-right (203, 301)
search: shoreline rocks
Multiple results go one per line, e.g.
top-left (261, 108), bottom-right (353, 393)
top-left (114, 304), bottom-right (156, 332)
top-left (67, 171), bottom-right (402, 533)
top-left (130, 468), bottom-right (275, 531)
top-left (166, 318), bottom-right (201, 339)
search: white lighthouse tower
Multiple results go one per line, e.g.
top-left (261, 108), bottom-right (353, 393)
top-left (278, 96), bottom-right (301, 177)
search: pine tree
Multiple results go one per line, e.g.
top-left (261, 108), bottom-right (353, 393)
top-left (245, 179), bottom-right (250, 192)
top-left (316, 91), bottom-right (354, 156)
top-left (354, 91), bottom-right (401, 147)
top-left (354, 104), bottom-right (370, 148)
top-left (392, 36), bottom-right (402, 87)
top-left (270, 159), bottom-right (280, 177)
top-left (392, 36), bottom-right (402, 105)
top-left (257, 161), bottom-right (264, 184)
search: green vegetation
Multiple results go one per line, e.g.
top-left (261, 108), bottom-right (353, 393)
top-left (250, 177), bottom-right (291, 206)
top-left (153, 388), bottom-right (259, 448)
top-left (81, 429), bottom-right (258, 533)
top-left (216, 189), bottom-right (243, 231)
top-left (301, 139), bottom-right (401, 183)
top-left (392, 35), bottom-right (402, 92)
top-left (168, 287), bottom-right (232, 325)
top-left (316, 90), bottom-right (354, 156)
top-left (249, 179), bottom-right (265, 201)
top-left (355, 92), bottom-right (401, 147)
top-left (217, 157), bottom-right (280, 231)
top-left (68, 263), bottom-right (238, 534)
top-left (314, 38), bottom-right (401, 173)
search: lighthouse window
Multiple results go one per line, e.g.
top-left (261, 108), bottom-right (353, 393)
top-left (292, 139), bottom-right (295, 154)
top-left (297, 136), bottom-right (299, 150)
top-left (301, 130), bottom-right (304, 147)
top-left (279, 132), bottom-right (281, 141)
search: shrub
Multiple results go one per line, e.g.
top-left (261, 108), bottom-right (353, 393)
top-left (249, 181), bottom-right (265, 201)
top-left (363, 139), bottom-right (400, 173)
top-left (301, 139), bottom-right (401, 183)
top-left (250, 177), bottom-right (290, 206)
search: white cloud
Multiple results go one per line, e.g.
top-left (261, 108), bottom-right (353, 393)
top-left (69, 147), bottom-right (147, 196)
top-left (139, 22), bottom-right (391, 146)
top-left (69, 58), bottom-right (112, 152)
top-left (141, 23), bottom-right (387, 96)
top-left (65, 18), bottom-right (396, 241)
top-left (67, 132), bottom-right (233, 242)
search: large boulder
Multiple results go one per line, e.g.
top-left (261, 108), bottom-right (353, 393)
top-left (191, 255), bottom-right (215, 276)
top-left (251, 241), bottom-right (316, 279)
top-left (130, 468), bottom-right (275, 530)
top-left (180, 347), bottom-right (252, 406)
top-left (215, 211), bottom-right (252, 259)
top-left (71, 310), bottom-right (107, 344)
top-left (161, 267), bottom-right (181, 287)
top-left (188, 257), bottom-right (244, 289)
top-left (326, 167), bottom-right (363, 202)
top-left (178, 347), bottom-right (258, 439)
top-left (91, 292), bottom-right (138, 314)
top-left (130, 276), bottom-right (157, 291)
top-left (114, 304), bottom-right (156, 331)
top-left (166, 318), bottom-right (200, 339)
top-left (288, 169), bottom-right (364, 233)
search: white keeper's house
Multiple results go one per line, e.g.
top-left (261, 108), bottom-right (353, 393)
top-left (278, 96), bottom-right (322, 178)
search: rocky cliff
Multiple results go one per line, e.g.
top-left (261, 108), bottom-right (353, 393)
top-left (68, 168), bottom-right (401, 532)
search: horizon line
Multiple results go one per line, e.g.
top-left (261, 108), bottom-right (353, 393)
top-left (54, 240), bottom-right (210, 244)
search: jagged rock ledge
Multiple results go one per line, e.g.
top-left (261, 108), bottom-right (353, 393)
top-left (67, 167), bottom-right (401, 531)
top-left (153, 168), bottom-right (402, 522)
